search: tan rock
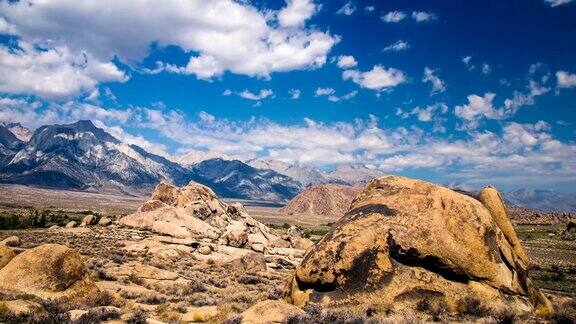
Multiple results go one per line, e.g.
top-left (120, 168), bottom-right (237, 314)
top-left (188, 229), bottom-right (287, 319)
top-left (1, 299), bottom-right (47, 318)
top-left (139, 199), bottom-right (168, 212)
top-left (479, 186), bottom-right (529, 267)
top-left (230, 252), bottom-right (267, 272)
top-left (82, 214), bottom-right (97, 226)
top-left (241, 300), bottom-right (304, 324)
top-left (0, 244), bottom-right (100, 307)
top-left (0, 243), bottom-right (16, 269)
top-left (287, 176), bottom-right (552, 316)
top-left (291, 237), bottom-right (313, 251)
top-left (198, 245), bottom-right (212, 255)
top-left (98, 217), bottom-right (112, 226)
top-left (1, 235), bottom-right (21, 247)
top-left (225, 229), bottom-right (248, 248)
top-left (65, 221), bottom-right (77, 228)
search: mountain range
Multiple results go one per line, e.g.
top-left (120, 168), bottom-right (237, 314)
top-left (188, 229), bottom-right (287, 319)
top-left (0, 120), bottom-right (575, 211)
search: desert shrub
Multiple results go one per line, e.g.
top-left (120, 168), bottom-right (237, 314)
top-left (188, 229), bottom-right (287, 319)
top-left (189, 293), bottom-right (217, 306)
top-left (126, 308), bottom-right (148, 324)
top-left (95, 290), bottom-right (117, 307)
top-left (208, 278), bottom-right (228, 288)
top-left (187, 279), bottom-right (208, 293)
top-left (128, 273), bottom-right (144, 285)
top-left (223, 314), bottom-right (243, 324)
top-left (552, 298), bottom-right (576, 324)
top-left (267, 287), bottom-right (284, 300)
top-left (457, 296), bottom-right (490, 317)
top-left (285, 304), bottom-right (369, 324)
top-left (415, 298), bottom-right (447, 321)
top-left (36, 299), bottom-right (71, 324)
top-left (494, 308), bottom-right (516, 324)
top-left (136, 294), bottom-right (166, 305)
top-left (237, 274), bottom-right (265, 285)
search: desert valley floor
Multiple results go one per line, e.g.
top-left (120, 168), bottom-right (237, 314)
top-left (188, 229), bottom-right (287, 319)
top-left (0, 183), bottom-right (575, 323)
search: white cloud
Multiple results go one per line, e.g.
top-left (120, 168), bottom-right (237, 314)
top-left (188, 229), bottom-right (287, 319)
top-left (343, 65), bottom-right (406, 91)
top-left (0, 0), bottom-right (338, 81)
top-left (422, 67), bottom-right (446, 95)
top-left (411, 11), bottom-right (436, 22)
top-left (545, 0), bottom-right (573, 6)
top-left (455, 80), bottom-right (549, 129)
top-left (382, 11), bottom-right (406, 23)
top-left (278, 0), bottom-right (318, 27)
top-left (314, 87), bottom-right (336, 96)
top-left (238, 89), bottom-right (274, 101)
top-left (4, 97), bottom-right (576, 185)
top-left (223, 89), bottom-right (233, 96)
top-left (382, 40), bottom-right (409, 52)
top-left (337, 2), bottom-right (356, 16)
top-left (336, 55), bottom-right (357, 69)
top-left (365, 6), bottom-right (375, 12)
top-left (288, 88), bottom-right (301, 99)
top-left (556, 71), bottom-right (576, 88)
top-left (462, 56), bottom-right (474, 70)
top-left (0, 41), bottom-right (127, 100)
top-left (482, 63), bottom-right (491, 75)
top-left (397, 103), bottom-right (448, 122)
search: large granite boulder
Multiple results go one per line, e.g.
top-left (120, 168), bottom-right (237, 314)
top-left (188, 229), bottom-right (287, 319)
top-left (0, 244), bottom-right (100, 307)
top-left (287, 176), bottom-right (552, 316)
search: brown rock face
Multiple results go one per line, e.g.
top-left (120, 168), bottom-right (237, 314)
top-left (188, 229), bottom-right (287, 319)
top-left (280, 184), bottom-right (361, 217)
top-left (287, 176), bottom-right (551, 316)
top-left (0, 244), bottom-right (100, 307)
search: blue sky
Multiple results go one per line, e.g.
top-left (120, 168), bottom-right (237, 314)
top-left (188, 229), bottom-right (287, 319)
top-left (0, 0), bottom-right (575, 190)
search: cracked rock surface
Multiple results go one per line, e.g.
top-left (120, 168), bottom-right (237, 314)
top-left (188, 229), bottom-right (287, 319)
top-left (287, 175), bottom-right (552, 316)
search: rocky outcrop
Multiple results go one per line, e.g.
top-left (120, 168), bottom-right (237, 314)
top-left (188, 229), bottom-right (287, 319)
top-left (280, 184), bottom-right (361, 217)
top-left (119, 181), bottom-right (307, 268)
top-left (287, 176), bottom-right (552, 316)
top-left (0, 244), bottom-right (100, 307)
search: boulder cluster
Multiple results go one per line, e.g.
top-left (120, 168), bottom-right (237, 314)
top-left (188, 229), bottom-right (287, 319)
top-left (118, 181), bottom-right (312, 268)
top-left (286, 176), bottom-right (552, 317)
top-left (63, 214), bottom-right (112, 229)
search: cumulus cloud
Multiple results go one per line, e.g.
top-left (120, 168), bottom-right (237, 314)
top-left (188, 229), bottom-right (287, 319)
top-left (0, 41), bottom-right (127, 100)
top-left (545, 0), bottom-right (573, 6)
top-left (314, 87), bottom-right (336, 96)
top-left (556, 71), bottom-right (576, 88)
top-left (343, 65), bottom-right (406, 91)
top-left (422, 67), bottom-right (446, 95)
top-left (0, 0), bottom-right (338, 81)
top-left (4, 97), bottom-right (576, 185)
top-left (455, 80), bottom-right (549, 129)
top-left (337, 2), bottom-right (356, 16)
top-left (336, 55), bottom-right (357, 69)
top-left (278, 0), bottom-right (319, 27)
top-left (411, 11), bottom-right (437, 22)
top-left (381, 11), bottom-right (406, 23)
top-left (382, 40), bottom-right (409, 52)
top-left (365, 6), bottom-right (375, 12)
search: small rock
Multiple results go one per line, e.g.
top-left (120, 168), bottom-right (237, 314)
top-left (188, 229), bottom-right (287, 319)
top-left (1, 236), bottom-right (21, 247)
top-left (98, 217), bottom-right (112, 226)
top-left (230, 252), bottom-right (267, 272)
top-left (69, 309), bottom-right (88, 321)
top-left (82, 214), bottom-right (97, 226)
top-left (198, 246), bottom-right (212, 255)
top-left (251, 243), bottom-right (265, 253)
top-left (49, 225), bottom-right (59, 230)
top-left (65, 221), bottom-right (77, 228)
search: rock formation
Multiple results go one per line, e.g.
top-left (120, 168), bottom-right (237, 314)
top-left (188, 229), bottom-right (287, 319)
top-left (287, 176), bottom-right (552, 317)
top-left (280, 184), bottom-right (361, 217)
top-left (119, 181), bottom-right (311, 267)
top-left (0, 244), bottom-right (100, 307)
